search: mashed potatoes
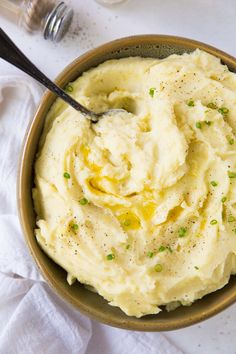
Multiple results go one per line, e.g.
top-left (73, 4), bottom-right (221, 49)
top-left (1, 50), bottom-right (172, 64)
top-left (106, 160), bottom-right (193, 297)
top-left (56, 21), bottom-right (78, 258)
top-left (33, 49), bottom-right (236, 317)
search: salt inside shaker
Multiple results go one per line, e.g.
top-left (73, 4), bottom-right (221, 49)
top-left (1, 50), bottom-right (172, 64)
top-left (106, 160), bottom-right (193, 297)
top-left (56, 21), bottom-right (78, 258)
top-left (0, 0), bottom-right (74, 42)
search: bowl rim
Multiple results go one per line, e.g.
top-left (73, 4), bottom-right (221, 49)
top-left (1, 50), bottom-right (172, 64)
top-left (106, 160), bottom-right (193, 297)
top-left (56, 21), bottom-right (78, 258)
top-left (18, 34), bottom-right (236, 331)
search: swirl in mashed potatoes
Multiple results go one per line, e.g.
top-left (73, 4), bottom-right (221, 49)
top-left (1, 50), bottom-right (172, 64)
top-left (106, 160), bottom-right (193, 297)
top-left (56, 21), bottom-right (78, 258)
top-left (33, 49), bottom-right (236, 317)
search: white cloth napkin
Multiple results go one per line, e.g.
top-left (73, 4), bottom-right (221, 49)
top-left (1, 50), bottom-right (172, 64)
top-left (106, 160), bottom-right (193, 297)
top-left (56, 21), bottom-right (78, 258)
top-left (0, 73), bottom-right (183, 354)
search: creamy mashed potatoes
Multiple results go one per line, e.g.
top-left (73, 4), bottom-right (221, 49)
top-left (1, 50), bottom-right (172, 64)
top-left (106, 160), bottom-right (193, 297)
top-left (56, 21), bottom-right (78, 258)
top-left (33, 49), bottom-right (236, 317)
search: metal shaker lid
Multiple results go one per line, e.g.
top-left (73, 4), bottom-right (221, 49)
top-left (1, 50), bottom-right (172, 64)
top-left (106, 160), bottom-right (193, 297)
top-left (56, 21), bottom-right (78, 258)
top-left (43, 2), bottom-right (73, 42)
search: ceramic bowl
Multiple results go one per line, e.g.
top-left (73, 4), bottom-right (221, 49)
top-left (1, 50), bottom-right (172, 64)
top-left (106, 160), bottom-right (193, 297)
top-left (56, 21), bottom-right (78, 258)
top-left (18, 35), bottom-right (236, 331)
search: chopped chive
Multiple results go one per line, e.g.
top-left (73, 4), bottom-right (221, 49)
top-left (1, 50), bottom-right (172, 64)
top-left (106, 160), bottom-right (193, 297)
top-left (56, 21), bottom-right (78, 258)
top-left (194, 266), bottom-right (199, 270)
top-left (196, 122), bottom-right (202, 129)
top-left (210, 219), bottom-right (218, 225)
top-left (187, 100), bottom-right (195, 107)
top-left (210, 181), bottom-right (218, 187)
top-left (229, 138), bottom-right (234, 145)
top-left (218, 107), bottom-right (229, 116)
top-left (149, 87), bottom-right (156, 97)
top-left (123, 219), bottom-right (131, 227)
top-left (126, 244), bottom-right (130, 250)
top-left (71, 223), bottom-right (78, 230)
top-left (63, 172), bottom-right (70, 179)
top-left (233, 229), bottom-right (236, 234)
top-left (147, 251), bottom-right (154, 258)
top-left (221, 196), bottom-right (227, 203)
top-left (178, 227), bottom-right (187, 237)
top-left (158, 245), bottom-right (166, 252)
top-left (228, 215), bottom-right (236, 222)
top-left (228, 171), bottom-right (236, 179)
top-left (106, 253), bottom-right (115, 260)
top-left (66, 85), bottom-right (73, 92)
top-left (79, 197), bottom-right (88, 205)
top-left (207, 102), bottom-right (217, 109)
top-left (154, 264), bottom-right (163, 272)
top-left (205, 120), bottom-right (212, 126)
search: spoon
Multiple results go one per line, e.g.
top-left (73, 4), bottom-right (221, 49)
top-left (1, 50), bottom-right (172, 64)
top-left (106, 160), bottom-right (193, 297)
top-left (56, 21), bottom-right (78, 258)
top-left (0, 28), bottom-right (126, 123)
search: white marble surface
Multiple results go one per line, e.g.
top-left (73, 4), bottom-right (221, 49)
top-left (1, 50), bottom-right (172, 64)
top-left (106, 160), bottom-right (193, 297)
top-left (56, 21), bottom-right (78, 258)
top-left (1, 0), bottom-right (236, 353)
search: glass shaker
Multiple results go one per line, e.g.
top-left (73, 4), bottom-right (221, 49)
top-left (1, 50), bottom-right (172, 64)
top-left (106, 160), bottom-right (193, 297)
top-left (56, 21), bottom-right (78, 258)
top-left (0, 0), bottom-right (74, 42)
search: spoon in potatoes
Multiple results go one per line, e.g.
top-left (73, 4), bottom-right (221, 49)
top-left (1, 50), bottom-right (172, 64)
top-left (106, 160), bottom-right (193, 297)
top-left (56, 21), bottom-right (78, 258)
top-left (0, 28), bottom-right (127, 123)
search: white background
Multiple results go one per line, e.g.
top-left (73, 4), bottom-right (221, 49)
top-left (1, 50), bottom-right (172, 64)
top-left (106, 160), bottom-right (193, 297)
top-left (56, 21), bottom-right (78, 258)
top-left (1, 0), bottom-right (236, 353)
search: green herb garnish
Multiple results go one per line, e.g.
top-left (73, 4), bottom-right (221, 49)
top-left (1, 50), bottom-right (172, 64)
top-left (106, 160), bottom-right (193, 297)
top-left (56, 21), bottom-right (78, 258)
top-left (210, 219), bottom-right (218, 225)
top-left (79, 197), bottom-right (88, 205)
top-left (218, 107), bottom-right (229, 116)
top-left (106, 253), bottom-right (115, 260)
top-left (228, 171), bottom-right (236, 179)
top-left (126, 244), bottom-right (130, 250)
top-left (178, 227), bottom-right (187, 237)
top-left (194, 266), bottom-right (199, 270)
top-left (158, 246), bottom-right (166, 252)
top-left (196, 122), bottom-right (202, 129)
top-left (63, 172), bottom-right (70, 179)
top-left (187, 100), bottom-right (195, 107)
top-left (221, 196), bottom-right (227, 203)
top-left (154, 264), bottom-right (163, 272)
top-left (147, 251), bottom-right (154, 258)
top-left (210, 181), bottom-right (218, 187)
top-left (66, 85), bottom-right (73, 92)
top-left (228, 215), bottom-right (236, 223)
top-left (229, 138), bottom-right (234, 145)
top-left (205, 120), bottom-right (212, 126)
top-left (71, 223), bottom-right (79, 230)
top-left (123, 219), bottom-right (131, 227)
top-left (149, 87), bottom-right (156, 97)
top-left (207, 102), bottom-right (217, 109)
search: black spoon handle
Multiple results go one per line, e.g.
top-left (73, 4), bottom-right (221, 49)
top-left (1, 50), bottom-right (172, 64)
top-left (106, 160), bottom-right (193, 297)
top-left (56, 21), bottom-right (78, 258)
top-left (0, 27), bottom-right (92, 116)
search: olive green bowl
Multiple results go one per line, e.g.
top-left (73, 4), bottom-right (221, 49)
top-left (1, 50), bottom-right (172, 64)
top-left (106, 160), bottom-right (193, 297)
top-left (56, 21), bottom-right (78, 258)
top-left (18, 35), bottom-right (236, 331)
